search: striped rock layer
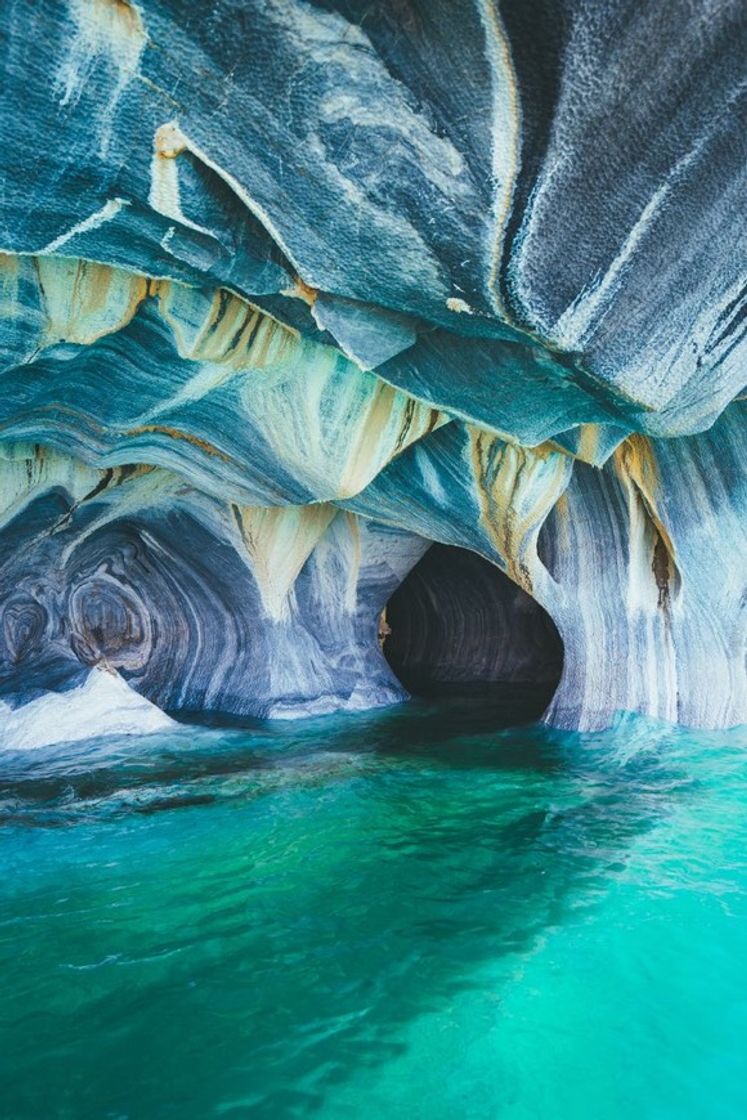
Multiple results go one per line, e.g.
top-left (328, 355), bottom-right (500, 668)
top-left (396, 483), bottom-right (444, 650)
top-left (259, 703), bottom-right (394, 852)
top-left (0, 0), bottom-right (745, 744)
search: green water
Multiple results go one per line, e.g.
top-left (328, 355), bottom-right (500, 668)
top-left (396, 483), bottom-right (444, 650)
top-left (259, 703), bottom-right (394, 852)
top-left (1, 701), bottom-right (746, 1119)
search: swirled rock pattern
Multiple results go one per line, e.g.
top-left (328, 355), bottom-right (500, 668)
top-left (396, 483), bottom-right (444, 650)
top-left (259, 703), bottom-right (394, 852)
top-left (0, 446), bottom-right (428, 726)
top-left (0, 0), bottom-right (744, 745)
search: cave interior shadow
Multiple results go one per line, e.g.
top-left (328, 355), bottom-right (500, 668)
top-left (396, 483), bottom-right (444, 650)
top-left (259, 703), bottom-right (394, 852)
top-left (382, 541), bottom-right (564, 732)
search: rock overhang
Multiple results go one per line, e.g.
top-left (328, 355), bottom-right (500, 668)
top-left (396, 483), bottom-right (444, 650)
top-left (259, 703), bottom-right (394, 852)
top-left (0, 0), bottom-right (745, 745)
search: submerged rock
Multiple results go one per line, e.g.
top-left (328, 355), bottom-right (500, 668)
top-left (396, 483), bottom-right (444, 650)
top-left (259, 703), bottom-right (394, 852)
top-left (0, 0), bottom-right (744, 742)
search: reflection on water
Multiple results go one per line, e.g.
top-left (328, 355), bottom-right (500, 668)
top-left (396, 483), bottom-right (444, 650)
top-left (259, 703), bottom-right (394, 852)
top-left (0, 702), bottom-right (746, 1119)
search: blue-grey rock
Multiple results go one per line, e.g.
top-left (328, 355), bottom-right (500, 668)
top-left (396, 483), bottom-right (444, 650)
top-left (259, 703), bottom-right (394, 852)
top-left (0, 0), bottom-right (744, 745)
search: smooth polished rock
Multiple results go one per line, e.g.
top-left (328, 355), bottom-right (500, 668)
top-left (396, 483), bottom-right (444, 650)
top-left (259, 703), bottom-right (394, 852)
top-left (0, 1), bottom-right (744, 740)
top-left (0, 444), bottom-right (429, 723)
top-left (0, 668), bottom-right (176, 750)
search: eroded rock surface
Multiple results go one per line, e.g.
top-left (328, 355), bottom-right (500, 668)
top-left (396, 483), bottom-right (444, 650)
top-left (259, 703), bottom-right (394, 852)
top-left (0, 0), bottom-right (745, 744)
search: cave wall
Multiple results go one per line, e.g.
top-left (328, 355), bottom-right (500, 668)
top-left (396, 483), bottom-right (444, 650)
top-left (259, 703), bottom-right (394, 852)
top-left (540, 411), bottom-right (747, 730)
top-left (347, 407), bottom-right (747, 730)
top-left (0, 445), bottom-right (429, 726)
top-left (0, 0), bottom-right (744, 745)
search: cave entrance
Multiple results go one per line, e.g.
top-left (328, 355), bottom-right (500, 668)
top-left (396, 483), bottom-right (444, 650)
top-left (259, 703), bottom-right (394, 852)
top-left (382, 543), bottom-right (563, 725)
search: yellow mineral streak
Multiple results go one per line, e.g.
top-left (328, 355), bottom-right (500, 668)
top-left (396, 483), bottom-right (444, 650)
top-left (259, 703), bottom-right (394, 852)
top-left (283, 277), bottom-right (319, 307)
top-left (0, 253), bottom-right (20, 309)
top-left (613, 434), bottom-right (681, 622)
top-left (35, 257), bottom-right (148, 345)
top-left (469, 427), bottom-right (568, 593)
top-left (338, 384), bottom-right (447, 499)
top-left (615, 433), bottom-right (659, 493)
top-left (153, 121), bottom-right (188, 160)
top-left (549, 491), bottom-right (571, 554)
top-left (125, 424), bottom-right (232, 461)
top-left (613, 434), bottom-right (677, 565)
top-left (545, 424), bottom-right (615, 466)
top-left (576, 423), bottom-right (601, 465)
top-left (156, 280), bottom-right (297, 369)
top-left (234, 503), bottom-right (337, 619)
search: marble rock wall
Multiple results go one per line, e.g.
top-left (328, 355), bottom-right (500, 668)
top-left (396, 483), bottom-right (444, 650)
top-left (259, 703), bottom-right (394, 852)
top-left (0, 0), bottom-right (744, 744)
top-left (0, 445), bottom-right (428, 735)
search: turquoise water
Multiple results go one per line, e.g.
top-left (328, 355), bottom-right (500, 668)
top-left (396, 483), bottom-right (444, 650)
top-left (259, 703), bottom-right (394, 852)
top-left (1, 702), bottom-right (746, 1119)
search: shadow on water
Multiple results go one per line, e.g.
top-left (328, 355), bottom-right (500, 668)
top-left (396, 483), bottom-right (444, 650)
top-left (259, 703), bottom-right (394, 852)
top-left (0, 699), bottom-right (707, 1118)
top-left (0, 696), bottom-right (557, 823)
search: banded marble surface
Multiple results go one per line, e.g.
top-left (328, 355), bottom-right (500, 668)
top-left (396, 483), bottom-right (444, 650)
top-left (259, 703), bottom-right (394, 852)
top-left (0, 0), bottom-right (744, 744)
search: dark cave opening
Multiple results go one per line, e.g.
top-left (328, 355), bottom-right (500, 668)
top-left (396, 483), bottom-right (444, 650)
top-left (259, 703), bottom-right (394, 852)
top-left (383, 543), bottom-right (564, 724)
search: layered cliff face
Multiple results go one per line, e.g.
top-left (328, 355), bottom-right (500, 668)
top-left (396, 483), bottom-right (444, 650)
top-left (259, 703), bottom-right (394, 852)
top-left (0, 0), bottom-right (745, 745)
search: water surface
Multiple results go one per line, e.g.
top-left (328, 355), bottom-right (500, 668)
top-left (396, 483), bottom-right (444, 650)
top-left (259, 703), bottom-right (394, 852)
top-left (1, 702), bottom-right (746, 1118)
